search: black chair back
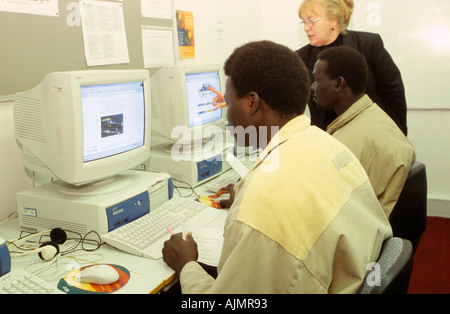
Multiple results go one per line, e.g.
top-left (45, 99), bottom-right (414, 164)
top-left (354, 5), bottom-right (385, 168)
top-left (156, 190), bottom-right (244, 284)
top-left (389, 161), bottom-right (427, 251)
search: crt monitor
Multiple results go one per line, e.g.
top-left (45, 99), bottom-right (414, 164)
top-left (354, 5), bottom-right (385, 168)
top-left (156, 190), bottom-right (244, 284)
top-left (13, 70), bottom-right (151, 192)
top-left (150, 64), bottom-right (227, 143)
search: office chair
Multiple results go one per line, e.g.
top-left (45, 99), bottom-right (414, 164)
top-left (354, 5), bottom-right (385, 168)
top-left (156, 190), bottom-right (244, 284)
top-left (389, 161), bottom-right (428, 251)
top-left (357, 237), bottom-right (414, 294)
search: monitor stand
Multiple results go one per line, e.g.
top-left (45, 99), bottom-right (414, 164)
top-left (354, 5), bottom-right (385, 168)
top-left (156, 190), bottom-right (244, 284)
top-left (164, 138), bottom-right (210, 156)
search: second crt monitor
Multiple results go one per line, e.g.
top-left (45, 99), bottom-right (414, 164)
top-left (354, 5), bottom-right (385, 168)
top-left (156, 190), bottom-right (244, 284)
top-left (147, 65), bottom-right (233, 187)
top-left (150, 64), bottom-right (228, 142)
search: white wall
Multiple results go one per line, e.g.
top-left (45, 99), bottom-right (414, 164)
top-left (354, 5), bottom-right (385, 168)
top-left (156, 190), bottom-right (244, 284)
top-left (407, 110), bottom-right (450, 202)
top-left (260, 0), bottom-right (306, 50)
top-left (1, 0), bottom-right (449, 221)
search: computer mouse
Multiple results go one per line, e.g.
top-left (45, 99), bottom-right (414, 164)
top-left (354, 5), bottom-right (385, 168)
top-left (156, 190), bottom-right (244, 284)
top-left (76, 264), bottom-right (120, 285)
top-left (213, 194), bottom-right (230, 201)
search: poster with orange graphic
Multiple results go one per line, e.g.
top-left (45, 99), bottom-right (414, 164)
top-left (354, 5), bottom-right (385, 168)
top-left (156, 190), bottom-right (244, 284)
top-left (176, 10), bottom-right (195, 59)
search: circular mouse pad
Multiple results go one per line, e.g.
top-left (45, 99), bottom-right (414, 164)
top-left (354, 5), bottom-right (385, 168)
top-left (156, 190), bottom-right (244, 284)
top-left (57, 264), bottom-right (130, 294)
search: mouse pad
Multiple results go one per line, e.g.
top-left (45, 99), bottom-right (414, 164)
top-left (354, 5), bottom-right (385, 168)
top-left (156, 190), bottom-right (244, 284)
top-left (57, 264), bottom-right (130, 294)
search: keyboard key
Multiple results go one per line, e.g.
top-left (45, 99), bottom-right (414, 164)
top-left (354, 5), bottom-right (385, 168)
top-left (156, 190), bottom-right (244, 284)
top-left (0, 269), bottom-right (62, 294)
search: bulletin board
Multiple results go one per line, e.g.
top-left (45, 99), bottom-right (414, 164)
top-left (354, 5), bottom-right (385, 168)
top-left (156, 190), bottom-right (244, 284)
top-left (0, 0), bottom-right (172, 98)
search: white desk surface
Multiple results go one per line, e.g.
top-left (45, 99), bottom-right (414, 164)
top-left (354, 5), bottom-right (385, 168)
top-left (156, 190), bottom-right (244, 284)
top-left (0, 185), bottom-right (229, 294)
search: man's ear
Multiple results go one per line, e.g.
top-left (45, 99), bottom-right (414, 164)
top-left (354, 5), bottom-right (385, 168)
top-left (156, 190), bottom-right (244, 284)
top-left (333, 77), bottom-right (346, 93)
top-left (248, 92), bottom-right (261, 116)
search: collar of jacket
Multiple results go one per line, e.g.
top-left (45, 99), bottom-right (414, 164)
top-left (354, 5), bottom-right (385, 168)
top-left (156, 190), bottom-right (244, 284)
top-left (248, 115), bottom-right (311, 173)
top-left (326, 94), bottom-right (373, 135)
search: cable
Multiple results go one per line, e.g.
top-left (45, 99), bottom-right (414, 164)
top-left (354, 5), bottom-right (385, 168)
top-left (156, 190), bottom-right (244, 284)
top-left (62, 230), bottom-right (104, 255)
top-left (0, 211), bottom-right (18, 226)
top-left (18, 229), bottom-right (105, 281)
top-left (8, 229), bottom-right (103, 256)
top-left (172, 178), bottom-right (201, 198)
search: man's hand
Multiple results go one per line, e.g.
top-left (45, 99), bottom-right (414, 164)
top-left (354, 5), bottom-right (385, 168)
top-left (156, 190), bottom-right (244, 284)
top-left (162, 233), bottom-right (199, 276)
top-left (207, 87), bottom-right (228, 108)
top-left (213, 184), bottom-right (236, 208)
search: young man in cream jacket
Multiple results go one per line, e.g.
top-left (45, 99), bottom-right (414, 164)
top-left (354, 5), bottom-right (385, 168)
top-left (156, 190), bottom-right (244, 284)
top-left (162, 41), bottom-right (392, 294)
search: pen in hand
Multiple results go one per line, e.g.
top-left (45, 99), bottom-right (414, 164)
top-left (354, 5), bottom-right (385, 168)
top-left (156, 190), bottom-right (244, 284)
top-left (167, 226), bottom-right (192, 241)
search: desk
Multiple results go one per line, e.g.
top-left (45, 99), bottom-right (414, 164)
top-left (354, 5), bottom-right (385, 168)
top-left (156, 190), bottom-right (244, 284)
top-left (0, 176), bottom-right (230, 294)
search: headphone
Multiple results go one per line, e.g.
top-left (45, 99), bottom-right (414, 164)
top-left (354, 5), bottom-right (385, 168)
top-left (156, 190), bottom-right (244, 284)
top-left (7, 228), bottom-right (68, 261)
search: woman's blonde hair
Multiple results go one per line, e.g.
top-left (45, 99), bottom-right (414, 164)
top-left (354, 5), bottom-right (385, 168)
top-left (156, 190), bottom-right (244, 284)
top-left (298, 0), bottom-right (354, 34)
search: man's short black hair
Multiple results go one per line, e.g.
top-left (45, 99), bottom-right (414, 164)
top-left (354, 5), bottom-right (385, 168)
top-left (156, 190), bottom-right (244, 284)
top-left (318, 46), bottom-right (368, 95)
top-left (224, 40), bottom-right (310, 116)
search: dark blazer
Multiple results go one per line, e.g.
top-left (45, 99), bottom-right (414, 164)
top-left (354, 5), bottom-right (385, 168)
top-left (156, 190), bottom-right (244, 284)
top-left (296, 30), bottom-right (408, 135)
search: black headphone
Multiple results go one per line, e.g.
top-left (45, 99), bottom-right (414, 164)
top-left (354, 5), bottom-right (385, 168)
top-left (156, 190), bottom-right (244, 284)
top-left (7, 228), bottom-right (67, 261)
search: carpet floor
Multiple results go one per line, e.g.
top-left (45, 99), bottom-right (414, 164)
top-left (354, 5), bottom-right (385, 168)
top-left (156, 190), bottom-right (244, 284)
top-left (407, 216), bottom-right (450, 294)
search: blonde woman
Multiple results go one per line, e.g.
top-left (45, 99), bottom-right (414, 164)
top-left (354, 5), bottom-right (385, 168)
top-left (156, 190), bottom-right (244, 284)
top-left (296, 0), bottom-right (408, 135)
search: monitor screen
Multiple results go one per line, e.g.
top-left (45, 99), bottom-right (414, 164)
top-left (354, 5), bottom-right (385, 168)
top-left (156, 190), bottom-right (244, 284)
top-left (185, 71), bottom-right (222, 127)
top-left (81, 82), bottom-right (146, 162)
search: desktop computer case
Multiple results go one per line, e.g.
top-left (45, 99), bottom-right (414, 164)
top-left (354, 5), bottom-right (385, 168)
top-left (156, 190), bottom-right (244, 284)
top-left (16, 171), bottom-right (173, 236)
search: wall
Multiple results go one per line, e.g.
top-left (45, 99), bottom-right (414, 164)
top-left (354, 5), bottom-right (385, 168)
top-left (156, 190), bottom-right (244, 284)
top-left (1, 0), bottom-right (449, 221)
top-left (173, 0), bottom-right (262, 67)
top-left (407, 110), bottom-right (450, 217)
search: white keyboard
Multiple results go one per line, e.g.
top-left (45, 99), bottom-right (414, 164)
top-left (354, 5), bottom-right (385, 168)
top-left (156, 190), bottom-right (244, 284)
top-left (0, 269), bottom-right (63, 294)
top-left (203, 171), bottom-right (240, 192)
top-left (101, 197), bottom-right (223, 259)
